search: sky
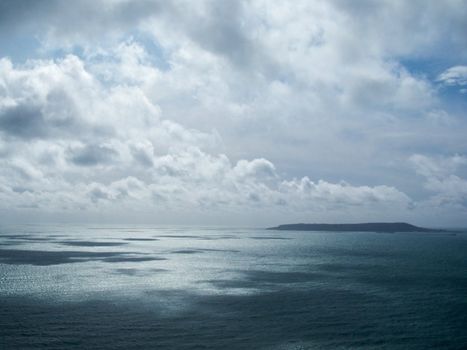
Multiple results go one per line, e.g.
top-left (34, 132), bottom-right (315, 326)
top-left (0, 0), bottom-right (466, 226)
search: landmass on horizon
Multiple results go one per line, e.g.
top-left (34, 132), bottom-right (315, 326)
top-left (267, 222), bottom-right (446, 233)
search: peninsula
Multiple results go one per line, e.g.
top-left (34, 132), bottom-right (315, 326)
top-left (267, 222), bottom-right (443, 233)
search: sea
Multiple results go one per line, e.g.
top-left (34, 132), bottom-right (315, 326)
top-left (0, 224), bottom-right (466, 349)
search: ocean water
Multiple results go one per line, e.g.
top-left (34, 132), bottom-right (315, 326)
top-left (0, 224), bottom-right (466, 349)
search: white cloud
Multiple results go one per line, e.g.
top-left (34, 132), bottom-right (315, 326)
top-left (410, 154), bottom-right (467, 211)
top-left (410, 154), bottom-right (467, 179)
top-left (437, 66), bottom-right (467, 87)
top-left (0, 54), bottom-right (417, 223)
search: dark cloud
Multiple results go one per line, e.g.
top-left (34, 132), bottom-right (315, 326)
top-left (331, 0), bottom-right (467, 59)
top-left (0, 0), bottom-right (51, 32)
top-left (88, 187), bottom-right (110, 203)
top-left (130, 146), bottom-right (154, 167)
top-left (188, 0), bottom-right (254, 67)
top-left (0, 0), bottom-right (267, 71)
top-left (68, 144), bottom-right (118, 166)
top-left (0, 105), bottom-right (48, 139)
top-left (0, 0), bottom-right (168, 45)
top-left (0, 97), bottom-right (80, 140)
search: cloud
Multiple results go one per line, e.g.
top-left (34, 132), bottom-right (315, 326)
top-left (0, 53), bottom-right (414, 224)
top-left (233, 159), bottom-right (276, 179)
top-left (0, 1), bottom-right (466, 224)
top-left (410, 154), bottom-right (467, 179)
top-left (437, 66), bottom-right (467, 92)
top-left (410, 154), bottom-right (467, 210)
top-left (0, 104), bottom-right (48, 138)
top-left (0, 0), bottom-right (167, 48)
top-left (68, 144), bottom-right (118, 167)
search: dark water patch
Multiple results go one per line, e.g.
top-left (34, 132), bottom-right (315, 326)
top-left (198, 248), bottom-right (239, 253)
top-left (312, 246), bottom-right (397, 259)
top-left (58, 241), bottom-right (128, 247)
top-left (2, 285), bottom-right (466, 350)
top-left (113, 268), bottom-right (168, 276)
top-left (124, 238), bottom-right (159, 242)
top-left (157, 235), bottom-right (214, 240)
top-left (316, 262), bottom-right (381, 274)
top-left (171, 248), bottom-right (239, 255)
top-left (87, 227), bottom-right (138, 230)
top-left (15, 237), bottom-right (54, 242)
top-left (315, 261), bottom-right (467, 292)
top-left (103, 256), bottom-right (166, 263)
top-left (157, 234), bottom-right (240, 241)
top-left (0, 249), bottom-right (123, 266)
top-left (0, 241), bottom-right (24, 246)
top-left (0, 234), bottom-right (53, 241)
top-left (249, 236), bottom-right (291, 240)
top-left (205, 270), bottom-right (322, 290)
top-left (113, 268), bottom-right (139, 276)
top-left (171, 249), bottom-right (203, 254)
top-left (150, 268), bottom-right (169, 272)
top-left (0, 234), bottom-right (31, 239)
top-left (355, 268), bottom-right (467, 292)
top-left (0, 249), bottom-right (161, 266)
top-left (397, 231), bottom-right (458, 237)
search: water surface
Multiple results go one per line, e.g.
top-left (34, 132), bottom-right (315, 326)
top-left (1, 224), bottom-right (466, 349)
